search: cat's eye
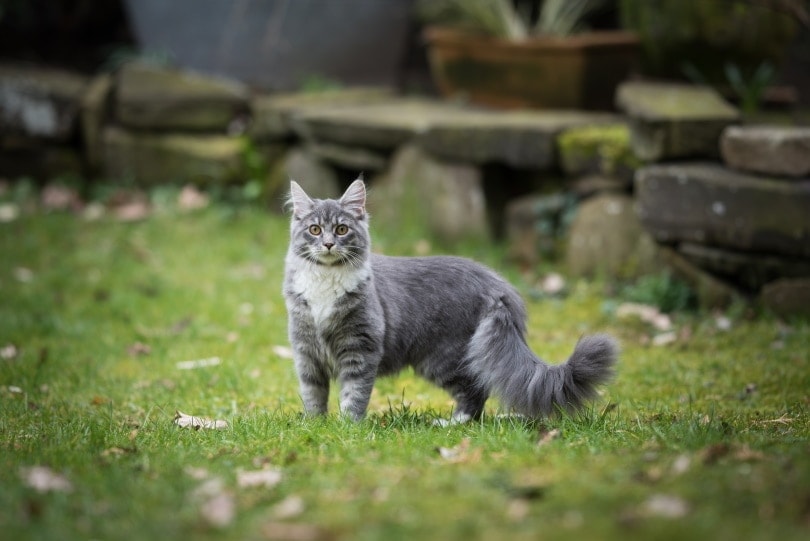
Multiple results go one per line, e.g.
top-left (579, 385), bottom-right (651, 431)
top-left (335, 224), bottom-right (349, 236)
top-left (308, 225), bottom-right (322, 235)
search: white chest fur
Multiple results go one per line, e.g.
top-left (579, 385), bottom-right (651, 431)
top-left (291, 262), bottom-right (370, 327)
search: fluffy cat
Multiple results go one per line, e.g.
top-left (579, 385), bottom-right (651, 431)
top-left (283, 178), bottom-right (617, 423)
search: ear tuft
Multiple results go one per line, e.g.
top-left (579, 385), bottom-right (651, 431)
top-left (288, 181), bottom-right (314, 218)
top-left (340, 178), bottom-right (366, 218)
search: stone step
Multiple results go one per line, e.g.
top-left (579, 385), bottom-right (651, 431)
top-left (679, 242), bottom-right (810, 292)
top-left (115, 63), bottom-right (249, 132)
top-left (720, 125), bottom-right (810, 178)
top-left (635, 162), bottom-right (810, 258)
top-left (0, 64), bottom-right (89, 141)
top-left (293, 98), bottom-right (618, 169)
top-left (102, 126), bottom-right (246, 185)
top-left (616, 81), bottom-right (739, 161)
top-left (249, 88), bottom-right (394, 141)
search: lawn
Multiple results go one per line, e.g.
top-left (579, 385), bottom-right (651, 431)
top-left (1, 191), bottom-right (808, 541)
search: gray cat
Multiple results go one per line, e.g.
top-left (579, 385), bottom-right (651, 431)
top-left (283, 178), bottom-right (617, 423)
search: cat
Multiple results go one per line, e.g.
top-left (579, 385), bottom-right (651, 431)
top-left (283, 178), bottom-right (618, 423)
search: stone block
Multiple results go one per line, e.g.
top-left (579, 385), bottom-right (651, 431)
top-left (659, 246), bottom-right (742, 309)
top-left (292, 98), bottom-right (444, 150)
top-left (80, 73), bottom-right (114, 171)
top-left (308, 142), bottom-right (388, 172)
top-left (506, 192), bottom-right (572, 265)
top-left (0, 64), bottom-right (88, 141)
top-left (635, 163), bottom-right (810, 258)
top-left (565, 193), bottom-right (660, 279)
top-left (102, 126), bottom-right (246, 185)
top-left (616, 82), bottom-right (739, 161)
top-left (115, 63), bottom-right (248, 132)
top-left (556, 123), bottom-right (639, 179)
top-left (760, 278), bottom-right (810, 318)
top-left (250, 88), bottom-right (393, 141)
top-left (368, 145), bottom-right (488, 245)
top-left (720, 125), bottom-right (810, 178)
top-left (679, 242), bottom-right (810, 292)
top-left (419, 110), bottom-right (619, 169)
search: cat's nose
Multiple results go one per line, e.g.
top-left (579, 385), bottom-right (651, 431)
top-left (323, 242), bottom-right (334, 250)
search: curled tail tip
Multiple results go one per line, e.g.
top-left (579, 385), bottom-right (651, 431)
top-left (570, 333), bottom-right (619, 383)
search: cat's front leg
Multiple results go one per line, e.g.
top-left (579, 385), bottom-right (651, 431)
top-left (338, 356), bottom-right (378, 421)
top-left (294, 354), bottom-right (330, 416)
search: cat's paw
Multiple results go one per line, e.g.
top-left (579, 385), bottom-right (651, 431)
top-left (433, 412), bottom-right (472, 427)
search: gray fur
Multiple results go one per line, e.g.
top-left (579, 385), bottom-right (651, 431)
top-left (283, 179), bottom-right (618, 421)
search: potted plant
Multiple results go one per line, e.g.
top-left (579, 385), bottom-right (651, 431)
top-left (418, 0), bottom-right (640, 110)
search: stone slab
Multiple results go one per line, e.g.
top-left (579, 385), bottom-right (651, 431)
top-left (679, 242), bottom-right (810, 292)
top-left (249, 88), bottom-right (393, 141)
top-left (420, 110), bottom-right (619, 169)
top-left (102, 126), bottom-right (245, 185)
top-left (760, 278), bottom-right (810, 318)
top-left (116, 63), bottom-right (249, 132)
top-left (635, 163), bottom-right (810, 258)
top-left (659, 246), bottom-right (743, 309)
top-left (0, 64), bottom-right (89, 141)
top-left (720, 125), bottom-right (810, 178)
top-left (295, 97), bottom-right (619, 168)
top-left (616, 82), bottom-right (739, 161)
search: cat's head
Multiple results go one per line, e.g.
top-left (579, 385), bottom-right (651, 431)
top-left (287, 178), bottom-right (370, 267)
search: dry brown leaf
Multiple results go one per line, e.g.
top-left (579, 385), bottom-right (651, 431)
top-left (127, 342), bottom-right (151, 356)
top-left (193, 477), bottom-right (236, 528)
top-left (271, 495), bottom-right (306, 519)
top-left (272, 345), bottom-right (294, 360)
top-left (174, 410), bottom-right (229, 430)
top-left (178, 184), bottom-right (209, 211)
top-left (1, 343), bottom-right (18, 360)
top-left (237, 468), bottom-right (283, 489)
top-left (20, 466), bottom-right (73, 493)
top-left (261, 522), bottom-right (330, 541)
top-left (176, 357), bottom-right (222, 370)
top-left (436, 438), bottom-right (482, 464)
top-left (113, 201), bottom-right (151, 222)
top-left (642, 494), bottom-right (690, 518)
top-left (536, 428), bottom-right (561, 447)
top-left (616, 302), bottom-right (672, 331)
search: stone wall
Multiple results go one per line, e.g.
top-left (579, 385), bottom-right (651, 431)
top-left (2, 61), bottom-right (808, 316)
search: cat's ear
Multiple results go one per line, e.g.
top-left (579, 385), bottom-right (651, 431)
top-left (340, 178), bottom-right (366, 219)
top-left (288, 181), bottom-right (314, 218)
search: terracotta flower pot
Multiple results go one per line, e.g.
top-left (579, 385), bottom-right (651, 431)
top-left (424, 27), bottom-right (640, 111)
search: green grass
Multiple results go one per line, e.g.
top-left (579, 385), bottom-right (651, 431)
top-left (1, 201), bottom-right (808, 541)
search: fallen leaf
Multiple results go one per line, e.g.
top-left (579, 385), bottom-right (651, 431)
top-left (193, 477), bottom-right (235, 528)
top-left (271, 495), bottom-right (305, 519)
top-left (272, 346), bottom-right (294, 360)
top-left (671, 454), bottom-right (691, 476)
top-left (642, 494), bottom-right (690, 518)
top-left (20, 466), bottom-right (73, 493)
top-left (1, 343), bottom-right (18, 360)
top-left (41, 184), bottom-right (81, 211)
top-left (536, 428), bottom-right (561, 447)
top-left (127, 342), bottom-right (151, 356)
top-left (174, 410), bottom-right (229, 430)
top-left (261, 522), bottom-right (329, 541)
top-left (0, 202), bottom-right (19, 222)
top-left (436, 438), bottom-right (482, 464)
top-left (540, 273), bottom-right (566, 296)
top-left (178, 184), bottom-right (209, 211)
top-left (237, 468), bottom-right (283, 489)
top-left (176, 357), bottom-right (222, 370)
top-left (652, 332), bottom-right (677, 347)
top-left (113, 201), bottom-right (150, 222)
top-left (616, 302), bottom-right (672, 331)
top-left (14, 267), bottom-right (34, 283)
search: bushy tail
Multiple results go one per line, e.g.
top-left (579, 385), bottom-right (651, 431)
top-left (470, 302), bottom-right (618, 418)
